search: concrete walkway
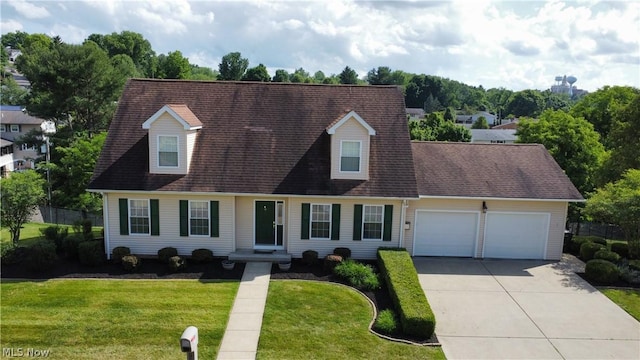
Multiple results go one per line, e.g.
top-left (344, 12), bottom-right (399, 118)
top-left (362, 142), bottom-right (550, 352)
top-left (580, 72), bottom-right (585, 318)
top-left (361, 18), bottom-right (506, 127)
top-left (217, 262), bottom-right (271, 360)
top-left (415, 255), bottom-right (640, 360)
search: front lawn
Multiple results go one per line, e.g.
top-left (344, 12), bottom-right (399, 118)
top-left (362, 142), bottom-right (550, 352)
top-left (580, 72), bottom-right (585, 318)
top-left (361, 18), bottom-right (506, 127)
top-left (1, 222), bottom-right (103, 247)
top-left (601, 288), bottom-right (640, 321)
top-left (1, 280), bottom-right (238, 359)
top-left (258, 281), bottom-right (445, 360)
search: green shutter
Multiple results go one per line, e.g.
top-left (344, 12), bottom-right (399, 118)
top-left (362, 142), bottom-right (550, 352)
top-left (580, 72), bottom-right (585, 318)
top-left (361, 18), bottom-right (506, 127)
top-left (179, 200), bottom-right (188, 237)
top-left (210, 201), bottom-right (219, 237)
top-left (353, 204), bottom-right (363, 241)
top-left (301, 203), bottom-right (310, 240)
top-left (383, 205), bottom-right (393, 241)
top-left (119, 198), bottom-right (129, 235)
top-left (150, 199), bottom-right (160, 236)
top-left (331, 204), bottom-right (341, 240)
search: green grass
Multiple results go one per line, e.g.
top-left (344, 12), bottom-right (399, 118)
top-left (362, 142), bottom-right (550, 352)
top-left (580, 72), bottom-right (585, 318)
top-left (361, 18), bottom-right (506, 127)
top-left (1, 222), bottom-right (103, 247)
top-left (601, 289), bottom-right (640, 321)
top-left (1, 280), bottom-right (238, 359)
top-left (258, 281), bottom-right (445, 360)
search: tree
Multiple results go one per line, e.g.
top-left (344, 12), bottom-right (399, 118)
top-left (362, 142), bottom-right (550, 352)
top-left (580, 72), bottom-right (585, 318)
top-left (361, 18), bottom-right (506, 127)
top-left (423, 93), bottom-right (441, 113)
top-left (242, 63), bottom-right (270, 82)
top-left (367, 66), bottom-right (393, 85)
top-left (542, 90), bottom-right (571, 112)
top-left (1, 30), bottom-right (29, 49)
top-left (516, 110), bottom-right (605, 195)
top-left (570, 85), bottom-right (639, 141)
top-left (409, 112), bottom-right (471, 142)
top-left (472, 116), bottom-right (489, 129)
top-left (486, 87), bottom-right (513, 123)
top-left (0, 77), bottom-right (28, 105)
top-left (218, 52), bottom-right (248, 81)
top-left (272, 69), bottom-right (290, 82)
top-left (313, 71), bottom-right (326, 83)
top-left (585, 169), bottom-right (640, 242)
top-left (87, 31), bottom-right (156, 77)
top-left (157, 51), bottom-right (191, 79)
top-left (289, 68), bottom-right (310, 83)
top-left (0, 170), bottom-right (46, 244)
top-left (505, 90), bottom-right (545, 118)
top-left (443, 107), bottom-right (455, 122)
top-left (189, 65), bottom-right (217, 80)
top-left (339, 66), bottom-right (358, 84)
top-left (599, 95), bottom-right (640, 184)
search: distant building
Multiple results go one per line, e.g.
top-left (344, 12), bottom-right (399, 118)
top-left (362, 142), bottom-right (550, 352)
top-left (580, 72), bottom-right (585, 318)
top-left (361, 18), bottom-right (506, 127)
top-left (0, 105), bottom-right (44, 176)
top-left (470, 129), bottom-right (517, 144)
top-left (455, 111), bottom-right (497, 128)
top-left (550, 75), bottom-right (587, 97)
top-left (406, 108), bottom-right (425, 120)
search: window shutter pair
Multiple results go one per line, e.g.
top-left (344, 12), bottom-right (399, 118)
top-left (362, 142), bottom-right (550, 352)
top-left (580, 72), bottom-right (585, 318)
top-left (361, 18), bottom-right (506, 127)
top-left (179, 200), bottom-right (219, 237)
top-left (300, 203), bottom-right (341, 240)
top-left (352, 204), bottom-right (393, 241)
top-left (118, 198), bottom-right (159, 236)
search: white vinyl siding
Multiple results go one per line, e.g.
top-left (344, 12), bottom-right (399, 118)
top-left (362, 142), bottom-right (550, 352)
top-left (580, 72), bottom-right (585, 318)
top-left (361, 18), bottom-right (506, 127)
top-left (158, 135), bottom-right (178, 167)
top-left (340, 141), bottom-right (361, 172)
top-left (362, 205), bottom-right (383, 240)
top-left (330, 117), bottom-right (370, 180)
top-left (129, 199), bottom-right (150, 235)
top-left (147, 113), bottom-right (197, 175)
top-left (190, 201), bottom-right (209, 236)
top-left (311, 204), bottom-right (331, 239)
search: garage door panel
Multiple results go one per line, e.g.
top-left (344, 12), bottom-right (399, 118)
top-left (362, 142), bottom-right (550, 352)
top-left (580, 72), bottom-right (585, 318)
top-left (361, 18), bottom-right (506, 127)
top-left (414, 211), bottom-right (478, 257)
top-left (484, 212), bottom-right (549, 259)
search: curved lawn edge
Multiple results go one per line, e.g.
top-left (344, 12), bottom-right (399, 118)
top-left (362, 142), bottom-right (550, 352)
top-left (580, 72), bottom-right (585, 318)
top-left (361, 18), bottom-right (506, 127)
top-left (269, 279), bottom-right (441, 346)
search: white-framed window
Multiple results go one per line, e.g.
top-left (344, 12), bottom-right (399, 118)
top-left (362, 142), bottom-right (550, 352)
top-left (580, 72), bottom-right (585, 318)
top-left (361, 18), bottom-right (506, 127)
top-left (10, 124), bottom-right (20, 132)
top-left (0, 124), bottom-right (5, 132)
top-left (190, 201), bottom-right (209, 236)
top-left (158, 135), bottom-right (178, 167)
top-left (20, 143), bottom-right (34, 151)
top-left (310, 204), bottom-right (331, 239)
top-left (129, 199), bottom-right (150, 234)
top-left (340, 140), bottom-right (361, 172)
top-left (362, 205), bottom-right (384, 240)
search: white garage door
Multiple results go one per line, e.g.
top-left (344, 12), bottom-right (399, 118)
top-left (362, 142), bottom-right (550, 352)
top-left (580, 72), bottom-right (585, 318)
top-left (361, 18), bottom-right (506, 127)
top-left (483, 212), bottom-right (550, 259)
top-left (414, 211), bottom-right (479, 257)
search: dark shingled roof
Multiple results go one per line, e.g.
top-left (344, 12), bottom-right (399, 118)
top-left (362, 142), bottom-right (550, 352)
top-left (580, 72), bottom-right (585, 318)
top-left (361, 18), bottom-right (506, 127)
top-left (89, 79), bottom-right (418, 198)
top-left (411, 142), bottom-right (583, 200)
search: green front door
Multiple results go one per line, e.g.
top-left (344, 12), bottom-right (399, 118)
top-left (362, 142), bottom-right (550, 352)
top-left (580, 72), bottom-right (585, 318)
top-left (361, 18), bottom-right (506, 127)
top-left (255, 201), bottom-right (276, 246)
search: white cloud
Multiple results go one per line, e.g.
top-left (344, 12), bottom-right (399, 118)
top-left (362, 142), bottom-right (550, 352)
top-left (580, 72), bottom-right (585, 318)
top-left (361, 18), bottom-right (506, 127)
top-left (7, 0), bottom-right (50, 19)
top-left (0, 19), bottom-right (23, 34)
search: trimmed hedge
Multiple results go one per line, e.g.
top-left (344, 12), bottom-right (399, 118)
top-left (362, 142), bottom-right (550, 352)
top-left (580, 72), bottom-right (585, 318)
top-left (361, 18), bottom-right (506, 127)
top-left (168, 256), bottom-right (187, 273)
top-left (78, 240), bottom-right (105, 266)
top-left (26, 241), bottom-right (58, 272)
top-left (377, 249), bottom-right (435, 339)
top-left (122, 255), bottom-right (141, 272)
top-left (191, 249), bottom-right (214, 263)
top-left (333, 247), bottom-right (351, 260)
top-left (610, 242), bottom-right (629, 259)
top-left (585, 259), bottom-right (619, 284)
top-left (593, 249), bottom-right (620, 263)
top-left (111, 246), bottom-right (131, 264)
top-left (302, 250), bottom-right (318, 265)
top-left (157, 247), bottom-right (178, 263)
top-left (580, 242), bottom-right (606, 261)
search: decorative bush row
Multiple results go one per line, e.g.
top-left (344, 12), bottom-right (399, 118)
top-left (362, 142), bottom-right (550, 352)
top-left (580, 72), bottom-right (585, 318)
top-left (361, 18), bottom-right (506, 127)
top-left (377, 248), bottom-right (435, 340)
top-left (333, 259), bottom-right (380, 290)
top-left (585, 259), bottom-right (619, 284)
top-left (158, 247), bottom-right (178, 263)
top-left (593, 249), bottom-right (620, 263)
top-left (570, 236), bottom-right (606, 254)
top-left (78, 240), bottom-right (105, 266)
top-left (191, 248), bottom-right (214, 263)
top-left (610, 242), bottom-right (629, 259)
top-left (580, 242), bottom-right (606, 261)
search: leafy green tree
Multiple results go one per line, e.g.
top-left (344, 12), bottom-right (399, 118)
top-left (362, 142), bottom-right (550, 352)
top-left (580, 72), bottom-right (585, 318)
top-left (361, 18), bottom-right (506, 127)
top-left (516, 110), bottom-right (605, 195)
top-left (339, 66), bottom-right (358, 84)
top-left (1, 170), bottom-right (46, 244)
top-left (409, 112), bottom-right (471, 142)
top-left (50, 133), bottom-right (106, 212)
top-left (505, 89), bottom-right (545, 118)
top-left (272, 69), bottom-right (290, 82)
top-left (0, 77), bottom-right (28, 105)
top-left (585, 169), bottom-right (640, 241)
top-left (218, 52), bottom-right (248, 81)
top-left (0, 47), bottom-right (7, 68)
top-left (1, 30), bottom-right (29, 49)
top-left (313, 71), bottom-right (326, 83)
top-left (110, 54), bottom-right (140, 79)
top-left (157, 51), bottom-right (191, 79)
top-left (189, 65), bottom-right (217, 80)
top-left (367, 66), bottom-right (393, 85)
top-left (542, 90), bottom-right (571, 112)
top-left (570, 85), bottom-right (639, 141)
top-left (16, 38), bottom-right (126, 134)
top-left (87, 31), bottom-right (156, 77)
top-left (242, 63), bottom-right (270, 82)
top-left (289, 68), bottom-right (310, 83)
top-left (423, 94), bottom-right (441, 113)
top-left (472, 116), bottom-right (489, 129)
top-left (443, 107), bottom-right (455, 122)
top-left (486, 87), bottom-right (513, 122)
top-left (599, 95), bottom-right (640, 184)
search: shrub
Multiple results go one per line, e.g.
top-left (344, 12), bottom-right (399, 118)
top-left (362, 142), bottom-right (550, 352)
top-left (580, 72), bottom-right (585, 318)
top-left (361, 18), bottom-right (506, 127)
top-left (78, 240), bottom-right (105, 266)
top-left (158, 247), bottom-right (178, 263)
top-left (629, 260), bottom-right (640, 271)
top-left (61, 234), bottom-right (85, 260)
top-left (373, 309), bottom-right (399, 335)
top-left (333, 259), bottom-right (380, 290)
top-left (72, 219), bottom-right (94, 241)
top-left (619, 262), bottom-right (640, 285)
top-left (40, 225), bottom-right (69, 250)
top-left (570, 236), bottom-right (593, 254)
top-left (122, 255), bottom-right (141, 272)
top-left (323, 254), bottom-right (343, 272)
top-left (168, 256), bottom-right (187, 273)
top-left (593, 249), bottom-right (620, 263)
top-left (580, 242), bottom-right (606, 261)
top-left (1, 243), bottom-right (28, 265)
top-left (333, 247), bottom-right (351, 260)
top-left (610, 242), bottom-right (629, 259)
top-left (111, 246), bottom-right (131, 264)
top-left (26, 241), bottom-right (58, 272)
top-left (377, 249), bottom-right (435, 339)
top-left (302, 250), bottom-right (319, 265)
top-left (629, 240), bottom-right (640, 260)
top-left (585, 259), bottom-right (619, 284)
top-left (191, 249), bottom-right (214, 263)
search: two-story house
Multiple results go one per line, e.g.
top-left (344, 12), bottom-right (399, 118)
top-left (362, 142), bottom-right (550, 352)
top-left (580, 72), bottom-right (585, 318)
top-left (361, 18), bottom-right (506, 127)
top-left (89, 79), bottom-right (583, 261)
top-left (0, 105), bottom-right (43, 177)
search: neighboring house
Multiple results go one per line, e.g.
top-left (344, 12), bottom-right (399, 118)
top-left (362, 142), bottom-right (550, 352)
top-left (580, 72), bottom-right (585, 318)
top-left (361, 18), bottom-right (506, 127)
top-left (470, 129), bottom-right (517, 143)
top-left (0, 105), bottom-right (43, 176)
top-left (406, 108), bottom-right (425, 120)
top-left (89, 79), bottom-right (582, 261)
top-left (455, 111), bottom-right (497, 128)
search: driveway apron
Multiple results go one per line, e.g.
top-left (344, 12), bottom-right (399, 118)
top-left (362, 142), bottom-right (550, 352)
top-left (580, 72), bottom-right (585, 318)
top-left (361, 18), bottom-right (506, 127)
top-left (414, 255), bottom-right (640, 360)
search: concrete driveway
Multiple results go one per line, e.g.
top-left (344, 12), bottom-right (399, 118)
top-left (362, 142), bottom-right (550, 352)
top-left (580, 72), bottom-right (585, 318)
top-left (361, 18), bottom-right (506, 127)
top-left (414, 255), bottom-right (640, 359)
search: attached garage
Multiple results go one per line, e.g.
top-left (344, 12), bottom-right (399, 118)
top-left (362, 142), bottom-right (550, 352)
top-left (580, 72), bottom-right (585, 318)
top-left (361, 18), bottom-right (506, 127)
top-left (483, 212), bottom-right (550, 259)
top-left (413, 211), bottom-right (479, 257)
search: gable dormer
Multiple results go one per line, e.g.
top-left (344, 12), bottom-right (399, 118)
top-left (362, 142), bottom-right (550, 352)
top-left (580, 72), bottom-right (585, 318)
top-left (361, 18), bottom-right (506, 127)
top-left (327, 111), bottom-right (376, 180)
top-left (142, 104), bottom-right (202, 175)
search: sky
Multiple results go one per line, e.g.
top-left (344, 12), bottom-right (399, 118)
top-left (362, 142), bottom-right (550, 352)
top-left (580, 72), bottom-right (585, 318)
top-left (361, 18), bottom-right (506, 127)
top-left (1, 0), bottom-right (639, 92)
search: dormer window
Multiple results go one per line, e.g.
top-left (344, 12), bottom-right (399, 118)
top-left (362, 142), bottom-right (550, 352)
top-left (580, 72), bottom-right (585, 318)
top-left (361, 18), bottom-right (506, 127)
top-left (340, 141), bottom-right (361, 172)
top-left (158, 135), bottom-right (178, 167)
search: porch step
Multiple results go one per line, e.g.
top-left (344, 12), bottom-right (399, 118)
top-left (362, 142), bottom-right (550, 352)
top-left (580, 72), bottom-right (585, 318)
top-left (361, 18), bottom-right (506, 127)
top-left (228, 249), bottom-right (292, 263)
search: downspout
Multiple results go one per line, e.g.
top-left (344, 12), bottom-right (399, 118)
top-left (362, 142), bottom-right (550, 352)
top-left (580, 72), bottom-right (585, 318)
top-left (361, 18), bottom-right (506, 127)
top-left (102, 192), bottom-right (110, 260)
top-left (398, 199), bottom-right (407, 249)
